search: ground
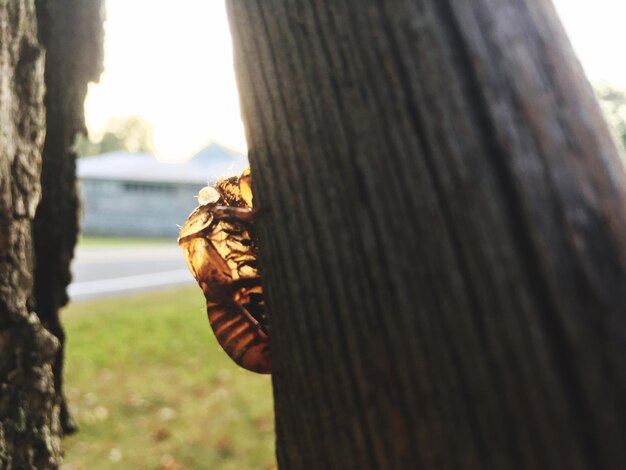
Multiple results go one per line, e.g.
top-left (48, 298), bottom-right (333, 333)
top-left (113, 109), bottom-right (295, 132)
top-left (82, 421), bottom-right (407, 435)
top-left (60, 286), bottom-right (275, 470)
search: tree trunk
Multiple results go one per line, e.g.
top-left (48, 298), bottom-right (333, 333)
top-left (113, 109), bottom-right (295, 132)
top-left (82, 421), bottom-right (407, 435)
top-left (226, 1), bottom-right (626, 469)
top-left (0, 1), bottom-right (103, 467)
top-left (33, 0), bottom-right (104, 436)
top-left (0, 2), bottom-right (57, 467)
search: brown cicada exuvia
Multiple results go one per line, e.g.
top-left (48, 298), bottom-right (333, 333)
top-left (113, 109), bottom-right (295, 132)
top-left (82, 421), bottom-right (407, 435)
top-left (178, 168), bottom-right (270, 374)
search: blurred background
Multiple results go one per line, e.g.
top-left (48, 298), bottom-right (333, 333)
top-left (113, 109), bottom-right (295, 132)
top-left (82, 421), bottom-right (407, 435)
top-left (62, 1), bottom-right (626, 469)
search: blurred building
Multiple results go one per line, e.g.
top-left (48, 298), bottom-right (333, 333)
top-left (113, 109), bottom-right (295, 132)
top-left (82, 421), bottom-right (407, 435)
top-left (77, 142), bottom-right (248, 237)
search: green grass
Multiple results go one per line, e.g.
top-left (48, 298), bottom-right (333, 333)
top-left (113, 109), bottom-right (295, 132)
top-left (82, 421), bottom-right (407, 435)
top-left (77, 235), bottom-right (175, 247)
top-left (61, 286), bottom-right (276, 470)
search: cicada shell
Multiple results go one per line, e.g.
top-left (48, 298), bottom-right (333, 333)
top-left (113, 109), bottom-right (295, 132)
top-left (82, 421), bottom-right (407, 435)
top-left (178, 168), bottom-right (270, 374)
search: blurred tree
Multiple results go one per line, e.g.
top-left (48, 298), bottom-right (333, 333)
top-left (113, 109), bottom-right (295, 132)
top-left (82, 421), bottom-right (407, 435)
top-left (596, 82), bottom-right (626, 152)
top-left (227, 1), bottom-right (626, 468)
top-left (74, 115), bottom-right (155, 157)
top-left (0, 0), bottom-right (104, 467)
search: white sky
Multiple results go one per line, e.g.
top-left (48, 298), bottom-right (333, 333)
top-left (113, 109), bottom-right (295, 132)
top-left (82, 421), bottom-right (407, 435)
top-left (84, 0), bottom-right (626, 161)
top-left (84, 0), bottom-right (244, 161)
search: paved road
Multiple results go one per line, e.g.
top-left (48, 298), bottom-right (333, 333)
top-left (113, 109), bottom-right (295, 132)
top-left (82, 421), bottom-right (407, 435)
top-left (68, 243), bottom-right (195, 301)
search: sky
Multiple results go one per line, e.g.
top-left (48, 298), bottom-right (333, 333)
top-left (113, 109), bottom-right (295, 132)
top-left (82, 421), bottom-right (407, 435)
top-left (84, 0), bottom-right (626, 161)
top-left (84, 1), bottom-right (243, 161)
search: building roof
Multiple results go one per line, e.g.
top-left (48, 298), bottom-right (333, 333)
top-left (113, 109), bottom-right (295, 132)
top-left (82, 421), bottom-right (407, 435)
top-left (77, 142), bottom-right (248, 185)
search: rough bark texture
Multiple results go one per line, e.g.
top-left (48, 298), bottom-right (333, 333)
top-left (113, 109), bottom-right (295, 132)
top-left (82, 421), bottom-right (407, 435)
top-left (0, 1), bottom-right (59, 467)
top-left (0, 0), bottom-right (103, 467)
top-left (34, 0), bottom-right (104, 435)
top-left (226, 1), bottom-right (626, 469)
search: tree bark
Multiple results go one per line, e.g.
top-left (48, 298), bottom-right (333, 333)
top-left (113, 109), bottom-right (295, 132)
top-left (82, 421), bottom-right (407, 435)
top-left (0, 2), bottom-right (58, 467)
top-left (33, 0), bottom-right (104, 436)
top-left (0, 1), bottom-right (103, 467)
top-left (226, 1), bottom-right (626, 469)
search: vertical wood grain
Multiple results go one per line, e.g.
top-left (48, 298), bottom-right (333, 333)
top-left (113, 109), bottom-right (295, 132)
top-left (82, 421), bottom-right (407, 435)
top-left (227, 1), bottom-right (626, 468)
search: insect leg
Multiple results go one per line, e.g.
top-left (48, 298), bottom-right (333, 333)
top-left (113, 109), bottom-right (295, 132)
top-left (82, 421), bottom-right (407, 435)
top-left (228, 275), bottom-right (262, 290)
top-left (212, 206), bottom-right (256, 224)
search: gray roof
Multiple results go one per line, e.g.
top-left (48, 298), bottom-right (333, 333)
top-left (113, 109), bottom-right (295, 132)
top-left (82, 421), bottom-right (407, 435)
top-left (77, 143), bottom-right (248, 185)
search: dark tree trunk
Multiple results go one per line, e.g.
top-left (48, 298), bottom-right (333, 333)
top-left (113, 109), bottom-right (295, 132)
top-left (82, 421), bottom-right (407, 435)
top-left (0, 2), bottom-right (58, 467)
top-left (33, 0), bottom-right (104, 436)
top-left (226, 1), bottom-right (626, 469)
top-left (0, 0), bottom-right (103, 467)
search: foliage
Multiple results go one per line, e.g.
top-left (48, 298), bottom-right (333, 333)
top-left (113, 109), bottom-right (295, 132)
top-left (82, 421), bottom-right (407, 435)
top-left (60, 286), bottom-right (276, 470)
top-left (74, 115), bottom-right (155, 158)
top-left (595, 82), bottom-right (626, 152)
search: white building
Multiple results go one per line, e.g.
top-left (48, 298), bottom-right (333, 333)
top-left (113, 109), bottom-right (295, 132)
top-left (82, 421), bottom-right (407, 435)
top-left (77, 142), bottom-right (248, 237)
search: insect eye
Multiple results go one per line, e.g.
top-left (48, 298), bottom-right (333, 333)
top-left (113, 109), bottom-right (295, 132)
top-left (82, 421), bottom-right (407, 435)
top-left (197, 186), bottom-right (220, 205)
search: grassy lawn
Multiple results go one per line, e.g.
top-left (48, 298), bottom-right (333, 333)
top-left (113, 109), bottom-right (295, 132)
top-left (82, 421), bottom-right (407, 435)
top-left (61, 286), bottom-right (275, 470)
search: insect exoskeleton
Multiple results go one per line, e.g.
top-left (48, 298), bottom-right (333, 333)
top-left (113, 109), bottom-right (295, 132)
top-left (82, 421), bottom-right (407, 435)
top-left (178, 168), bottom-right (270, 374)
